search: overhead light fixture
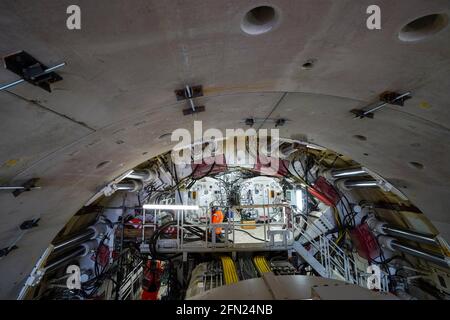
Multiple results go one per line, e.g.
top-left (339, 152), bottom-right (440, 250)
top-left (295, 189), bottom-right (304, 211)
top-left (143, 204), bottom-right (200, 210)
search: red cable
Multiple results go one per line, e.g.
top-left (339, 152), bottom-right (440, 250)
top-left (307, 187), bottom-right (334, 207)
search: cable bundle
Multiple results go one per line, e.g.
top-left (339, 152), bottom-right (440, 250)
top-left (253, 256), bottom-right (271, 275)
top-left (220, 256), bottom-right (239, 285)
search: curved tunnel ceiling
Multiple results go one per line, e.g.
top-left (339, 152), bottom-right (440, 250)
top-left (0, 0), bottom-right (450, 298)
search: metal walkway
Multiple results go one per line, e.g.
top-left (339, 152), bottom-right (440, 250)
top-left (292, 215), bottom-right (389, 291)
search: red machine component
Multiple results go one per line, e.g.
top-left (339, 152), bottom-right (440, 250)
top-left (313, 176), bottom-right (340, 206)
top-left (91, 244), bottom-right (110, 267)
top-left (253, 156), bottom-right (289, 177)
top-left (141, 260), bottom-right (164, 300)
top-left (307, 187), bottom-right (334, 207)
top-left (350, 223), bottom-right (380, 260)
top-left (127, 218), bottom-right (142, 229)
top-left (191, 154), bottom-right (227, 179)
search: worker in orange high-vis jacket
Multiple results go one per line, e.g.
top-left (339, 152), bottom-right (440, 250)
top-left (211, 207), bottom-right (224, 235)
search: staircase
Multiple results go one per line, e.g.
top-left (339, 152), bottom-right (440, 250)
top-left (292, 215), bottom-right (389, 292)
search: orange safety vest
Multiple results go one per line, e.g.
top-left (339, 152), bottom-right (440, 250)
top-left (211, 210), bottom-right (224, 235)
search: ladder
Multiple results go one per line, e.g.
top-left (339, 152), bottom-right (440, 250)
top-left (292, 215), bottom-right (389, 291)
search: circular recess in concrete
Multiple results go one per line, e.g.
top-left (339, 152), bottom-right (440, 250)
top-left (353, 135), bottom-right (367, 141)
top-left (399, 13), bottom-right (449, 42)
top-left (409, 161), bottom-right (424, 170)
top-left (158, 133), bottom-right (172, 140)
top-left (241, 6), bottom-right (278, 35)
top-left (301, 59), bottom-right (317, 70)
top-left (96, 161), bottom-right (111, 169)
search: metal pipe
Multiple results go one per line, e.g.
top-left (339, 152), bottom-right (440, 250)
top-left (367, 217), bottom-right (439, 247)
top-left (186, 85), bottom-right (196, 112)
top-left (0, 79), bottom-right (25, 91)
top-left (44, 246), bottom-right (86, 272)
top-left (0, 62), bottom-right (66, 91)
top-left (382, 226), bottom-right (438, 246)
top-left (344, 180), bottom-right (378, 188)
top-left (52, 223), bottom-right (106, 253)
top-left (126, 171), bottom-right (149, 181)
top-left (45, 240), bottom-right (98, 272)
top-left (53, 229), bottom-right (95, 252)
top-left (40, 63), bottom-right (67, 74)
top-left (330, 167), bottom-right (367, 179)
top-left (337, 179), bottom-right (379, 190)
top-left (126, 169), bottom-right (156, 182)
top-left (1, 186), bottom-right (24, 190)
top-left (361, 92), bottom-right (411, 117)
top-left (115, 180), bottom-right (142, 192)
top-left (0, 186), bottom-right (41, 190)
top-left (116, 182), bottom-right (136, 191)
top-left (390, 241), bottom-right (449, 269)
top-left (17, 245), bottom-right (55, 300)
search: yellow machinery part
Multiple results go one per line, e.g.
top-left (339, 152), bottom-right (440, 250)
top-left (253, 256), bottom-right (271, 274)
top-left (220, 256), bottom-right (239, 285)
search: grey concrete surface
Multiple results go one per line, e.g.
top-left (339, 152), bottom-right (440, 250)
top-left (0, 0), bottom-right (449, 298)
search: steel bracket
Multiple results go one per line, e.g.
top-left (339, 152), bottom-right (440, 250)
top-left (12, 178), bottom-right (40, 197)
top-left (174, 85), bottom-right (203, 100)
top-left (0, 245), bottom-right (18, 257)
top-left (182, 105), bottom-right (205, 115)
top-left (20, 218), bottom-right (40, 230)
top-left (244, 118), bottom-right (289, 127)
top-left (175, 85), bottom-right (205, 115)
top-left (3, 51), bottom-right (64, 92)
top-left (351, 91), bottom-right (412, 119)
